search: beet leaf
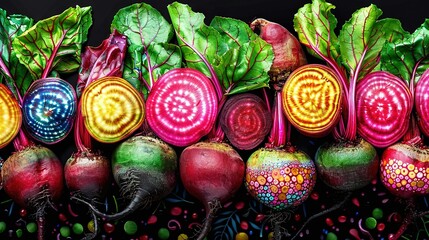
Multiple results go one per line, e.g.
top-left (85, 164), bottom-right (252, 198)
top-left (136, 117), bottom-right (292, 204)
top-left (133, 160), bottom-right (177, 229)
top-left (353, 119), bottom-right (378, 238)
top-left (210, 17), bottom-right (273, 95)
top-left (168, 2), bottom-right (273, 96)
top-left (294, 0), bottom-right (404, 141)
top-left (381, 19), bottom-right (429, 84)
top-left (112, 2), bottom-right (182, 98)
top-left (12, 6), bottom-right (92, 80)
top-left (0, 9), bottom-right (33, 97)
top-left (76, 29), bottom-right (127, 97)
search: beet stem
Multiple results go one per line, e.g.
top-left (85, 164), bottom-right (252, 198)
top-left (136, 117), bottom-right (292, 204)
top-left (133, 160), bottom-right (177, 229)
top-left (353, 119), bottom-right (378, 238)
top-left (196, 199), bottom-right (222, 240)
top-left (291, 191), bottom-right (352, 240)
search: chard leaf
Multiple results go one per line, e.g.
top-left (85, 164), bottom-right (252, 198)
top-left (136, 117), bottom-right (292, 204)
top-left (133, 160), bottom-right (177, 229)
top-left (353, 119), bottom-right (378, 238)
top-left (381, 19), bottom-right (429, 84)
top-left (12, 6), bottom-right (92, 80)
top-left (112, 2), bottom-right (181, 98)
top-left (77, 30), bottom-right (127, 97)
top-left (168, 2), bottom-right (228, 79)
top-left (0, 9), bottom-right (33, 96)
top-left (338, 4), bottom-right (384, 80)
top-left (293, 0), bottom-right (340, 64)
top-left (210, 16), bottom-right (273, 94)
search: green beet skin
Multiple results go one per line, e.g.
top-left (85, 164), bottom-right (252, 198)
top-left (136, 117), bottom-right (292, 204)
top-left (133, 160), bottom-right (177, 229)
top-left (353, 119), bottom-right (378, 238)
top-left (112, 135), bottom-right (178, 200)
top-left (315, 138), bottom-right (379, 191)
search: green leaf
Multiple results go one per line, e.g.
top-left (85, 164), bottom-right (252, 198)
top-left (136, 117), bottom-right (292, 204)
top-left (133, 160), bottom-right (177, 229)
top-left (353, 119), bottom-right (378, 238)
top-left (293, 0), bottom-right (340, 63)
top-left (12, 6), bottom-right (92, 80)
top-left (0, 9), bottom-right (34, 96)
top-left (210, 16), bottom-right (273, 94)
top-left (123, 42), bottom-right (182, 98)
top-left (338, 4), bottom-right (384, 80)
top-left (381, 19), bottom-right (429, 84)
top-left (210, 16), bottom-right (258, 48)
top-left (113, 3), bottom-right (181, 98)
top-left (168, 2), bottom-right (228, 78)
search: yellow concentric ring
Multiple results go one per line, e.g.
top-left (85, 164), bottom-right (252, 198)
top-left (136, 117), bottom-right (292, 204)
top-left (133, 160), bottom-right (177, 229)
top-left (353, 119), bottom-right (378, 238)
top-left (282, 64), bottom-right (342, 137)
top-left (81, 77), bottom-right (145, 143)
top-left (0, 84), bottom-right (22, 148)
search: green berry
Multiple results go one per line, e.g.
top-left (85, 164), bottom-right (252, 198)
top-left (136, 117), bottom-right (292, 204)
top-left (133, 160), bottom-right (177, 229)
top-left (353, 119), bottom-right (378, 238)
top-left (26, 222), bottom-right (37, 233)
top-left (372, 208), bottom-right (383, 219)
top-left (158, 227), bottom-right (170, 240)
top-left (72, 223), bottom-right (84, 235)
top-left (326, 232), bottom-right (337, 240)
top-left (0, 222), bottom-right (6, 234)
top-left (16, 229), bottom-right (23, 238)
top-left (124, 220), bottom-right (138, 235)
top-left (365, 217), bottom-right (377, 229)
top-left (60, 226), bottom-right (71, 238)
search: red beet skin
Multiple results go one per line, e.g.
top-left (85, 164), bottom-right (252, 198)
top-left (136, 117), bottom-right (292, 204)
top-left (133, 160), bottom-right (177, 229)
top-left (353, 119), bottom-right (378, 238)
top-left (180, 142), bottom-right (245, 207)
top-left (1, 146), bottom-right (63, 208)
top-left (65, 151), bottom-right (111, 200)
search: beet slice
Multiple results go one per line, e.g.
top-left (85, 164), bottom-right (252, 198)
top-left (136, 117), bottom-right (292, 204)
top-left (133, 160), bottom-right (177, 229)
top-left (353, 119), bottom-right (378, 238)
top-left (219, 93), bottom-right (272, 150)
top-left (80, 76), bottom-right (145, 143)
top-left (415, 69), bottom-right (429, 137)
top-left (356, 71), bottom-right (413, 148)
top-left (145, 68), bottom-right (218, 147)
top-left (282, 64), bottom-right (342, 137)
top-left (22, 78), bottom-right (77, 144)
top-left (0, 84), bottom-right (21, 149)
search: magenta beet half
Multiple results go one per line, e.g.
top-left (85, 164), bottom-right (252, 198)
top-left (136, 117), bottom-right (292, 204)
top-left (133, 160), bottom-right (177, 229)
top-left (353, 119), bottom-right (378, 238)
top-left (145, 68), bottom-right (218, 147)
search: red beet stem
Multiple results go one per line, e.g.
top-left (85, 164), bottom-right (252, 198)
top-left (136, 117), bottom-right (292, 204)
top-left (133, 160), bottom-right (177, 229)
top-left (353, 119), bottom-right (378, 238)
top-left (74, 102), bottom-right (92, 152)
top-left (266, 91), bottom-right (287, 148)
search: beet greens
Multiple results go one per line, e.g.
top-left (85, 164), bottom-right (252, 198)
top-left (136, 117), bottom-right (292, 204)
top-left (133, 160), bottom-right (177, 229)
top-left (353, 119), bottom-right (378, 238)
top-left (0, 6), bottom-right (92, 240)
top-left (294, 0), bottom-right (401, 191)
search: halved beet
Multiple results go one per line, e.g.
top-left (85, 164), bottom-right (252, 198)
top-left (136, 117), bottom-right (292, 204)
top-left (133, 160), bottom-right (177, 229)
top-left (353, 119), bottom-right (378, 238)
top-left (22, 78), bottom-right (77, 144)
top-left (281, 64), bottom-right (342, 137)
top-left (0, 84), bottom-right (21, 149)
top-left (219, 93), bottom-right (271, 150)
top-left (81, 76), bottom-right (145, 143)
top-left (145, 68), bottom-right (218, 147)
top-left (415, 69), bottom-right (429, 137)
top-left (356, 71), bottom-right (413, 148)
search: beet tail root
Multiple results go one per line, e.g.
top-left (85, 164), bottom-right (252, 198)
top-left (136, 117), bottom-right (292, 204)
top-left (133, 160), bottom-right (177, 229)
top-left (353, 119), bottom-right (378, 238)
top-left (71, 189), bottom-right (148, 222)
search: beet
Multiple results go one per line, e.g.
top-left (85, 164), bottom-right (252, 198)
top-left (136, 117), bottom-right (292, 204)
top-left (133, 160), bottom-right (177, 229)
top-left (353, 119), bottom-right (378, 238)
top-left (65, 151), bottom-right (111, 200)
top-left (219, 93), bottom-right (272, 150)
top-left (356, 71), bottom-right (413, 148)
top-left (74, 135), bottom-right (177, 221)
top-left (315, 138), bottom-right (379, 191)
top-left (0, 84), bottom-right (21, 149)
top-left (180, 141), bottom-right (245, 240)
top-left (250, 18), bottom-right (307, 81)
top-left (415, 68), bottom-right (429, 138)
top-left (282, 64), bottom-right (342, 137)
top-left (1, 145), bottom-right (64, 240)
top-left (80, 76), bottom-right (145, 143)
top-left (145, 68), bottom-right (219, 147)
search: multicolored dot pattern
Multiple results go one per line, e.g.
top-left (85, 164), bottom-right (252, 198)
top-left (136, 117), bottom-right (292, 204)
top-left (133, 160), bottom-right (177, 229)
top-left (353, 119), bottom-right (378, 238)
top-left (380, 158), bottom-right (429, 197)
top-left (245, 160), bottom-right (316, 211)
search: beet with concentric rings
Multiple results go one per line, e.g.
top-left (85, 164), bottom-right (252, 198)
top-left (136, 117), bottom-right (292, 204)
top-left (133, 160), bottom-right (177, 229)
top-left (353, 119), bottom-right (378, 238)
top-left (219, 93), bottom-right (272, 150)
top-left (145, 68), bottom-right (218, 147)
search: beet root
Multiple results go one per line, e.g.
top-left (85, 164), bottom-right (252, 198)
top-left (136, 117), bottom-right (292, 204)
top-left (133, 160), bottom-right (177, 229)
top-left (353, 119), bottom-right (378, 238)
top-left (73, 135), bottom-right (177, 221)
top-left (65, 150), bottom-right (111, 201)
top-left (1, 145), bottom-right (64, 240)
top-left (179, 141), bottom-right (245, 240)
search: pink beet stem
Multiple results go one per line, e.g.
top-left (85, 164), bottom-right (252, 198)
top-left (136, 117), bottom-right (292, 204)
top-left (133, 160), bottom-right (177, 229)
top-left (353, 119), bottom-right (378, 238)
top-left (266, 91), bottom-right (287, 148)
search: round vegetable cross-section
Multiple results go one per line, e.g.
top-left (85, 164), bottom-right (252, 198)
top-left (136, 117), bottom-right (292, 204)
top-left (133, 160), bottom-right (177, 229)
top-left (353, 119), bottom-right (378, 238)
top-left (0, 84), bottom-right (21, 149)
top-left (22, 78), bottom-right (77, 144)
top-left (356, 71), bottom-right (412, 148)
top-left (281, 64), bottom-right (342, 137)
top-left (145, 68), bottom-right (218, 147)
top-left (415, 69), bottom-right (429, 137)
top-left (81, 76), bottom-right (145, 143)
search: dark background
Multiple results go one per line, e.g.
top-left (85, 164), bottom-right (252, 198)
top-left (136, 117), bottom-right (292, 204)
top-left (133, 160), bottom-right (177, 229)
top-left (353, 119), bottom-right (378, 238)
top-left (0, 1), bottom-right (428, 240)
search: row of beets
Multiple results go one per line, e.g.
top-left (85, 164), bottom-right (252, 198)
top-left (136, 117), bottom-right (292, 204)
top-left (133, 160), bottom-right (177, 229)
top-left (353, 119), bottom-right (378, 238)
top-left (1, 0), bottom-right (429, 239)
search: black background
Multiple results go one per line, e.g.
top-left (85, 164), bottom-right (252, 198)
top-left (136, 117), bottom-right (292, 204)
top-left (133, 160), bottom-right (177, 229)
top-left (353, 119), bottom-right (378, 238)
top-left (0, 1), bottom-right (429, 240)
